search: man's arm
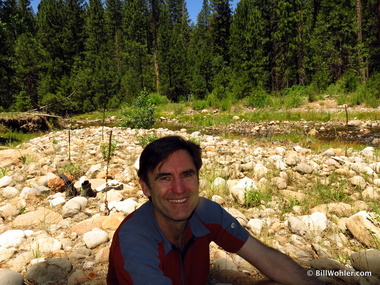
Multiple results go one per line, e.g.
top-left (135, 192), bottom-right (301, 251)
top-left (236, 235), bottom-right (324, 285)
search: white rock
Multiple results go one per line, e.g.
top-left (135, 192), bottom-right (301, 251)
top-left (288, 212), bottom-right (328, 238)
top-left (275, 147), bottom-right (286, 155)
top-left (83, 228), bottom-right (109, 249)
top-left (349, 175), bottom-right (367, 189)
top-left (271, 177), bottom-right (287, 190)
top-left (0, 248), bottom-right (16, 262)
top-left (0, 230), bottom-right (25, 248)
top-left (212, 177), bottom-right (227, 190)
top-left (114, 198), bottom-right (138, 215)
top-left (295, 163), bottom-right (314, 174)
top-left (362, 187), bottom-right (380, 200)
top-left (247, 219), bottom-right (263, 236)
top-left (2, 186), bottom-right (19, 199)
top-left (0, 176), bottom-right (14, 187)
top-left (50, 197), bottom-right (66, 207)
top-left (85, 163), bottom-right (102, 179)
top-left (10, 252), bottom-right (34, 272)
top-left (62, 200), bottom-right (82, 218)
top-left (70, 196), bottom-right (88, 209)
top-left (31, 237), bottom-right (62, 253)
top-left (360, 147), bottom-right (374, 158)
top-left (0, 204), bottom-right (19, 219)
top-left (211, 195), bottom-right (225, 205)
top-left (254, 164), bottom-right (268, 179)
top-left (230, 177), bottom-right (257, 205)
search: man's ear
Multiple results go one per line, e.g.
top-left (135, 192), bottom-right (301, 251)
top-left (140, 179), bottom-right (151, 197)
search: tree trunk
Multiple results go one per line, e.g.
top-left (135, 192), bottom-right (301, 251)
top-left (151, 0), bottom-right (160, 94)
top-left (356, 0), bottom-right (366, 80)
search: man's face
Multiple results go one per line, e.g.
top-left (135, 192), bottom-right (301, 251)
top-left (140, 149), bottom-right (200, 224)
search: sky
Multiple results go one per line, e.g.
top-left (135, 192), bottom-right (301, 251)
top-left (29, 0), bottom-right (239, 23)
top-left (187, 0), bottom-right (238, 23)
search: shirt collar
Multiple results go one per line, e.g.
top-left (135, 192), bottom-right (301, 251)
top-left (148, 200), bottom-right (210, 254)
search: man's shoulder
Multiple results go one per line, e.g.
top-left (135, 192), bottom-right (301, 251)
top-left (194, 197), bottom-right (226, 222)
top-left (118, 202), bottom-right (155, 232)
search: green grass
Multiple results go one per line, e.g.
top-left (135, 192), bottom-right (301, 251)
top-left (70, 109), bottom-right (120, 120)
top-left (0, 131), bottom-right (41, 148)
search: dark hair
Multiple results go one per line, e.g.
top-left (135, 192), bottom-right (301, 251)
top-left (138, 136), bottom-right (202, 185)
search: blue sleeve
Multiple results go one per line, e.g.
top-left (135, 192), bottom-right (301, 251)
top-left (118, 226), bottom-right (172, 285)
top-left (195, 198), bottom-right (249, 252)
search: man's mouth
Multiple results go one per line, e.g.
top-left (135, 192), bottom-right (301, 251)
top-left (168, 198), bottom-right (188, 203)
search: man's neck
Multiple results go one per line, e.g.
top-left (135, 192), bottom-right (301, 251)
top-left (155, 211), bottom-right (188, 251)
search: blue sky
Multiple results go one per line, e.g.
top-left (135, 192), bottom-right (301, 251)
top-left (30, 0), bottom-right (238, 23)
top-left (187, 0), bottom-right (238, 23)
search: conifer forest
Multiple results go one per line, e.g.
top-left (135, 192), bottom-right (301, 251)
top-left (1, 0), bottom-right (380, 115)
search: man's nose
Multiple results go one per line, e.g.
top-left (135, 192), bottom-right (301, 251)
top-left (172, 177), bottom-right (186, 193)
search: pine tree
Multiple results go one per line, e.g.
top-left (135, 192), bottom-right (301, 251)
top-left (105, 0), bottom-right (123, 73)
top-left (308, 0), bottom-right (358, 89)
top-left (210, 0), bottom-right (232, 63)
top-left (230, 0), bottom-right (270, 97)
top-left (122, 0), bottom-right (153, 98)
top-left (13, 33), bottom-right (45, 110)
top-left (157, 0), bottom-right (191, 100)
top-left (70, 0), bottom-right (112, 113)
top-left (188, 0), bottom-right (214, 98)
top-left (208, 0), bottom-right (232, 98)
top-left (269, 0), bottom-right (308, 90)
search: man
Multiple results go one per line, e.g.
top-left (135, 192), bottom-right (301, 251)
top-left (107, 136), bottom-right (323, 285)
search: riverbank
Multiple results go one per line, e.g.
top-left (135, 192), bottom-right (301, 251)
top-left (0, 125), bottom-right (379, 284)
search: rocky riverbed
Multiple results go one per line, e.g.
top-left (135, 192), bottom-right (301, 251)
top-left (0, 126), bottom-right (379, 284)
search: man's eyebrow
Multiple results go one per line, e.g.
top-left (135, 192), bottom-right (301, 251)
top-left (183, 169), bottom-right (196, 175)
top-left (154, 169), bottom-right (196, 180)
top-left (154, 173), bottom-right (171, 180)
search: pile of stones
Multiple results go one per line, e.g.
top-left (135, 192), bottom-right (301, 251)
top-left (0, 126), bottom-right (379, 284)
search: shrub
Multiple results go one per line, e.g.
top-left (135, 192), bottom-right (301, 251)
top-left (247, 89), bottom-right (270, 108)
top-left (120, 89), bottom-right (156, 129)
top-left (192, 99), bottom-right (210, 110)
top-left (283, 85), bottom-right (307, 108)
top-left (12, 91), bottom-right (32, 112)
top-left (100, 140), bottom-right (117, 161)
top-left (60, 164), bottom-right (83, 179)
top-left (138, 132), bottom-right (159, 148)
top-left (349, 72), bottom-right (380, 107)
top-left (148, 93), bottom-right (170, 105)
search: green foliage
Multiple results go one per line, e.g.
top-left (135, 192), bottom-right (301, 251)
top-left (0, 168), bottom-right (7, 178)
top-left (244, 189), bottom-right (272, 208)
top-left (120, 90), bottom-right (156, 129)
top-left (12, 91), bottom-right (32, 112)
top-left (1, 0), bottom-right (380, 113)
top-left (283, 85), bottom-right (307, 108)
top-left (60, 163), bottom-right (83, 179)
top-left (148, 93), bottom-right (170, 105)
top-left (326, 72), bottom-right (360, 96)
top-left (205, 93), bottom-right (234, 111)
top-left (247, 89), bottom-right (270, 108)
top-left (100, 140), bottom-right (117, 161)
top-left (137, 131), bottom-right (159, 148)
top-left (349, 72), bottom-right (380, 107)
top-left (192, 99), bottom-right (210, 110)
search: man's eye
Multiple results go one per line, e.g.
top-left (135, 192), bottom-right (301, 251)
top-left (182, 171), bottom-right (196, 179)
top-left (159, 176), bottom-right (170, 181)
